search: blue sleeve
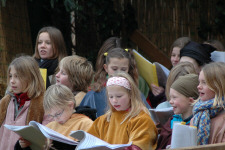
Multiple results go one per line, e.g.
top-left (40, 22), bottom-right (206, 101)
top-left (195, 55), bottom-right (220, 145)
top-left (80, 89), bottom-right (108, 117)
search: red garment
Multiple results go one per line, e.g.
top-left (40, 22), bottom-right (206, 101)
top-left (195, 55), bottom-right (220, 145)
top-left (14, 93), bottom-right (30, 109)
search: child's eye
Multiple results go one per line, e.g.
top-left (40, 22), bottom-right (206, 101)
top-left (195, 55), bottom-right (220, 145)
top-left (117, 95), bottom-right (122, 98)
top-left (46, 41), bottom-right (51, 45)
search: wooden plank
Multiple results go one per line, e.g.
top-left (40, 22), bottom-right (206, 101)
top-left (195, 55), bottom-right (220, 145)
top-left (130, 29), bottom-right (171, 69)
top-left (173, 142), bottom-right (225, 150)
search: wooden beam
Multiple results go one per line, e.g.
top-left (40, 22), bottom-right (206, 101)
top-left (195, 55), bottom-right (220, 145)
top-left (130, 30), bottom-right (172, 69)
top-left (173, 142), bottom-right (225, 150)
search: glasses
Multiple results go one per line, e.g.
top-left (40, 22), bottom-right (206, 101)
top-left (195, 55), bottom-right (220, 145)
top-left (48, 109), bottom-right (64, 120)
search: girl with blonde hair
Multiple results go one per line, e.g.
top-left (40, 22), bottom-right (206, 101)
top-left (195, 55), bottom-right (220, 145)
top-left (88, 72), bottom-right (157, 150)
top-left (191, 62), bottom-right (225, 145)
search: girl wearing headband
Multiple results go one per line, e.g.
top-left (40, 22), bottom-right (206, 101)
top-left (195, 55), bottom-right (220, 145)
top-left (88, 72), bottom-right (157, 150)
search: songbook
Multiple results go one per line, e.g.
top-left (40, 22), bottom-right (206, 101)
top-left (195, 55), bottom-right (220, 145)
top-left (4, 121), bottom-right (132, 150)
top-left (133, 50), bottom-right (169, 89)
top-left (70, 130), bottom-right (132, 150)
top-left (149, 107), bottom-right (174, 125)
top-left (40, 68), bottom-right (47, 89)
top-left (171, 123), bottom-right (197, 149)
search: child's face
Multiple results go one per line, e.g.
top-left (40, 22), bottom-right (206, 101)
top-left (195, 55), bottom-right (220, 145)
top-left (198, 70), bottom-right (215, 101)
top-left (170, 47), bottom-right (180, 67)
top-left (104, 58), bottom-right (129, 76)
top-left (169, 88), bottom-right (193, 119)
top-left (56, 67), bottom-right (73, 91)
top-left (47, 102), bottom-right (74, 124)
top-left (107, 85), bottom-right (131, 111)
top-left (9, 66), bottom-right (26, 94)
top-left (38, 32), bottom-right (54, 59)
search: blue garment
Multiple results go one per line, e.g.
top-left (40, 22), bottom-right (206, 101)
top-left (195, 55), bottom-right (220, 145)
top-left (170, 114), bottom-right (192, 129)
top-left (80, 87), bottom-right (151, 117)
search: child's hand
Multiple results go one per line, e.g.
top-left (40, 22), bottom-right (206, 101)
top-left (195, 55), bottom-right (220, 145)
top-left (19, 137), bottom-right (31, 148)
top-left (151, 84), bottom-right (164, 96)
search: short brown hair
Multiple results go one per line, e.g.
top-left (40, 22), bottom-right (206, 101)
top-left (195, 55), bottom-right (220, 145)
top-left (59, 55), bottom-right (94, 92)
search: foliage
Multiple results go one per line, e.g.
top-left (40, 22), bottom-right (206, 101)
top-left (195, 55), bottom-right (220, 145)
top-left (195, 0), bottom-right (225, 40)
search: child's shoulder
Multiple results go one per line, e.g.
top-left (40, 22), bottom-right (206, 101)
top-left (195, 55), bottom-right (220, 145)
top-left (212, 110), bottom-right (225, 122)
top-left (130, 110), bottom-right (153, 124)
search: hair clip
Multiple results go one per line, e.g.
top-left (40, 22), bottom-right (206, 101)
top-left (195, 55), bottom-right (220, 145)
top-left (125, 48), bottom-right (129, 52)
top-left (104, 52), bottom-right (108, 56)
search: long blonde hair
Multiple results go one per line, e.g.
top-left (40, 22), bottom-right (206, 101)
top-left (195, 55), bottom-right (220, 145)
top-left (105, 72), bottom-right (149, 124)
top-left (7, 56), bottom-right (45, 99)
top-left (201, 62), bottom-right (225, 108)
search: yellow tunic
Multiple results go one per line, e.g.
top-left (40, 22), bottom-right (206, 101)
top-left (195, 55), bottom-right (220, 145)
top-left (46, 113), bottom-right (93, 140)
top-left (88, 110), bottom-right (158, 150)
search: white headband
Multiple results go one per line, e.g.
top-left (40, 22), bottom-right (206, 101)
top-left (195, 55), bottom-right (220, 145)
top-left (106, 77), bottom-right (131, 90)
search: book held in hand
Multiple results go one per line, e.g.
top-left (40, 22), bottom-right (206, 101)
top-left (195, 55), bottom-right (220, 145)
top-left (149, 107), bottom-right (174, 125)
top-left (4, 121), bottom-right (132, 150)
top-left (70, 130), bottom-right (132, 150)
top-left (171, 122), bottom-right (197, 149)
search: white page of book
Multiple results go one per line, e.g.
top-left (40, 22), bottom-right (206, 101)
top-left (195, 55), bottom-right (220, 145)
top-left (70, 130), bottom-right (132, 150)
top-left (171, 123), bottom-right (197, 148)
top-left (29, 121), bottom-right (78, 145)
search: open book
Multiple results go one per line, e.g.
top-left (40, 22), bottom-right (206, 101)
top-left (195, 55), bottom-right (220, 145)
top-left (133, 50), bottom-right (169, 89)
top-left (171, 123), bottom-right (197, 149)
top-left (4, 121), bottom-right (78, 150)
top-left (70, 130), bottom-right (132, 150)
top-left (4, 121), bottom-right (131, 150)
top-left (149, 107), bottom-right (174, 125)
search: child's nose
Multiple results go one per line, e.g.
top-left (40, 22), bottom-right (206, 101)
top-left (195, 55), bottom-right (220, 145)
top-left (41, 42), bottom-right (46, 47)
top-left (10, 77), bottom-right (15, 83)
top-left (169, 99), bottom-right (173, 104)
top-left (56, 72), bottom-right (60, 77)
top-left (112, 98), bottom-right (117, 103)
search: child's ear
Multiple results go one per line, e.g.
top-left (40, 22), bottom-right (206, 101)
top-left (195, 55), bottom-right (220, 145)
top-left (68, 101), bottom-right (75, 110)
top-left (103, 64), bottom-right (108, 73)
top-left (189, 97), bottom-right (195, 105)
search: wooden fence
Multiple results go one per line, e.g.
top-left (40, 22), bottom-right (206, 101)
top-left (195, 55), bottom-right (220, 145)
top-left (115, 0), bottom-right (224, 57)
top-left (0, 0), bottom-right (32, 97)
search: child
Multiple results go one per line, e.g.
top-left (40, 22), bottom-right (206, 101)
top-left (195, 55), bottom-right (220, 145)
top-left (170, 37), bottom-right (191, 67)
top-left (180, 41), bottom-right (216, 74)
top-left (191, 62), bottom-right (225, 145)
top-left (88, 72), bottom-right (158, 150)
top-left (33, 26), bottom-right (67, 88)
top-left (55, 55), bottom-right (94, 106)
top-left (156, 61), bottom-right (197, 109)
top-left (157, 74), bottom-right (199, 149)
top-left (16, 84), bottom-right (94, 150)
top-left (95, 36), bottom-right (149, 98)
top-left (80, 48), bottom-right (151, 117)
top-left (0, 55), bottom-right (46, 150)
